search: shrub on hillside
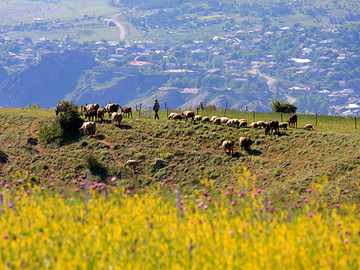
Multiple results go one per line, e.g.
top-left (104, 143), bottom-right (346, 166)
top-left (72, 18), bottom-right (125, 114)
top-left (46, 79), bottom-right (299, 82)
top-left (38, 102), bottom-right (83, 146)
top-left (271, 99), bottom-right (297, 113)
top-left (0, 150), bottom-right (8, 163)
top-left (83, 154), bottom-right (108, 180)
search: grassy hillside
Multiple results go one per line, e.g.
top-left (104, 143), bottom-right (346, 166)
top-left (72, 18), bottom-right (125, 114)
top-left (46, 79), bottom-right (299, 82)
top-left (0, 107), bottom-right (359, 203)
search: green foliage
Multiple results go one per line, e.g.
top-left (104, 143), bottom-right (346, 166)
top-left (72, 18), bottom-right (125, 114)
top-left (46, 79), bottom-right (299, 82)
top-left (38, 120), bottom-right (63, 146)
top-left (271, 99), bottom-right (297, 113)
top-left (0, 150), bottom-right (8, 163)
top-left (24, 103), bottom-right (42, 110)
top-left (38, 103), bottom-right (83, 146)
top-left (83, 154), bottom-right (108, 179)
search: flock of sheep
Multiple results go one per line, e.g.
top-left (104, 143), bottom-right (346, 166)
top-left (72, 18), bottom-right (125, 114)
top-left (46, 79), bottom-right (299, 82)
top-left (74, 104), bottom-right (314, 166)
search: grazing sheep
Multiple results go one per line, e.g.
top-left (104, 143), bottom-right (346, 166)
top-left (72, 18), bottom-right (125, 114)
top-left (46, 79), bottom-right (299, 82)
top-left (151, 159), bottom-right (167, 170)
top-left (250, 122), bottom-right (258, 128)
top-left (226, 119), bottom-right (235, 126)
top-left (105, 103), bottom-right (120, 117)
top-left (124, 160), bottom-right (140, 171)
top-left (265, 120), bottom-right (279, 135)
top-left (221, 140), bottom-right (234, 156)
top-left (279, 122), bottom-right (288, 130)
top-left (220, 117), bottom-right (229, 124)
top-left (82, 103), bottom-right (100, 113)
top-left (194, 115), bottom-right (202, 122)
top-left (288, 114), bottom-right (297, 128)
top-left (111, 112), bottom-right (123, 125)
top-left (181, 111), bottom-right (195, 122)
top-left (304, 124), bottom-right (313, 130)
top-left (171, 114), bottom-right (183, 120)
top-left (257, 121), bottom-right (267, 128)
top-left (213, 118), bottom-right (222, 125)
top-left (239, 120), bottom-right (247, 127)
top-left (79, 122), bottom-right (96, 136)
top-left (239, 137), bottom-right (252, 151)
top-left (83, 107), bottom-right (97, 122)
top-left (202, 117), bottom-right (210, 123)
top-left (55, 102), bottom-right (69, 116)
top-left (97, 108), bottom-right (106, 122)
top-left (120, 106), bottom-right (132, 118)
top-left (210, 116), bottom-right (219, 122)
top-left (168, 113), bottom-right (177, 120)
top-left (226, 119), bottom-right (240, 127)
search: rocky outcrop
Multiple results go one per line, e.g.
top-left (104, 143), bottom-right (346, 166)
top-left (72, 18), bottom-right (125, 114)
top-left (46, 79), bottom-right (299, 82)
top-left (0, 50), bottom-right (96, 108)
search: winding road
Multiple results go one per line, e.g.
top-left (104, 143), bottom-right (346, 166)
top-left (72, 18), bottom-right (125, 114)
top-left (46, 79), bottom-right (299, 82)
top-left (111, 13), bottom-right (130, 45)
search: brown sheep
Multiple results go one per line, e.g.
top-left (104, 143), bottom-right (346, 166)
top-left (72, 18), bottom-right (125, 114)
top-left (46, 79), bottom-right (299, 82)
top-left (171, 114), bottom-right (183, 120)
top-left (79, 122), bottom-right (96, 136)
top-left (257, 121), bottom-right (267, 128)
top-left (220, 117), bottom-right (229, 124)
top-left (226, 119), bottom-right (240, 127)
top-left (83, 107), bottom-right (97, 122)
top-left (120, 106), bottom-right (132, 118)
top-left (213, 118), bottom-right (222, 125)
top-left (181, 111), bottom-right (195, 122)
top-left (221, 140), bottom-right (234, 156)
top-left (124, 160), bottom-right (141, 171)
top-left (288, 114), bottom-right (297, 128)
top-left (239, 137), bottom-right (252, 152)
top-left (97, 108), bottom-right (106, 122)
top-left (111, 112), bottom-right (123, 125)
top-left (82, 103), bottom-right (100, 113)
top-left (202, 117), bottom-right (210, 123)
top-left (105, 103), bottom-right (120, 117)
top-left (210, 116), bottom-right (219, 122)
top-left (250, 122), bottom-right (258, 128)
top-left (168, 113), bottom-right (177, 120)
top-left (279, 122), bottom-right (288, 130)
top-left (265, 120), bottom-right (279, 135)
top-left (304, 124), bottom-right (313, 130)
top-left (194, 115), bottom-right (202, 122)
top-left (239, 120), bottom-right (247, 127)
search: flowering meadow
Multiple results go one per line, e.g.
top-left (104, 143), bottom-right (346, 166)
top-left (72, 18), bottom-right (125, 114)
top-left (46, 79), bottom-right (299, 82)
top-left (0, 168), bottom-right (358, 269)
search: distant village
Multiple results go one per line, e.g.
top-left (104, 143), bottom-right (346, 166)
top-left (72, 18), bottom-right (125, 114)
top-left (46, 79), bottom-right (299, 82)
top-left (1, 15), bottom-right (360, 115)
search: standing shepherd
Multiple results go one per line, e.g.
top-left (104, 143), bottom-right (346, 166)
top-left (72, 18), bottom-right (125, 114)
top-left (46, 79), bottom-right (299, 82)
top-left (153, 99), bottom-right (160, 120)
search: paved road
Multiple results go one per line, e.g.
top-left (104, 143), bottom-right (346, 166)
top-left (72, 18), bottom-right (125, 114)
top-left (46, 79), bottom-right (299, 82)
top-left (285, 95), bottom-right (296, 104)
top-left (111, 13), bottom-right (130, 45)
top-left (257, 72), bottom-right (276, 86)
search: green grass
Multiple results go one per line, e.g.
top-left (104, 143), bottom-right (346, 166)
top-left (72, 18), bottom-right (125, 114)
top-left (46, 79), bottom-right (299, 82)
top-left (1, 107), bottom-right (360, 203)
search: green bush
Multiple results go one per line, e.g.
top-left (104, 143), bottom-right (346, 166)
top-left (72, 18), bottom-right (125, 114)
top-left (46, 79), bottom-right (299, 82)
top-left (38, 120), bottom-right (63, 146)
top-left (271, 99), bottom-right (297, 113)
top-left (0, 150), bottom-right (8, 163)
top-left (38, 102), bottom-right (83, 146)
top-left (83, 154), bottom-right (108, 179)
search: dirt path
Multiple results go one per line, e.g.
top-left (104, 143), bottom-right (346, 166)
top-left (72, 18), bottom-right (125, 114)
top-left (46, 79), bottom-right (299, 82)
top-left (93, 136), bottom-right (157, 181)
top-left (29, 118), bottom-right (45, 154)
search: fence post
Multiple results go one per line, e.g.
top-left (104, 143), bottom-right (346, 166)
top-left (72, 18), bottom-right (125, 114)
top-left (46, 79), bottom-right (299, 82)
top-left (165, 102), bottom-right (166, 111)
top-left (135, 104), bottom-right (137, 111)
top-left (316, 113), bottom-right (318, 126)
top-left (224, 103), bottom-right (227, 117)
top-left (355, 116), bottom-right (357, 130)
top-left (139, 103), bottom-right (141, 117)
top-left (197, 108), bottom-right (199, 115)
top-left (246, 106), bottom-right (248, 112)
top-left (253, 111), bottom-right (255, 122)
